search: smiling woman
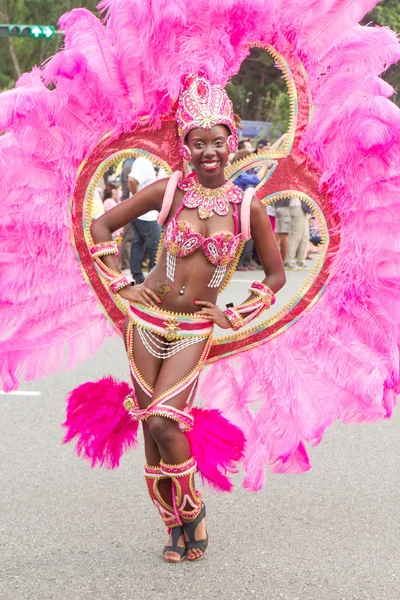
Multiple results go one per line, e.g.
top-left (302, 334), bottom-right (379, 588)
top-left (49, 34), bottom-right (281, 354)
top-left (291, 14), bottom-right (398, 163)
top-left (71, 74), bottom-right (285, 563)
top-left (2, 0), bottom-right (400, 571)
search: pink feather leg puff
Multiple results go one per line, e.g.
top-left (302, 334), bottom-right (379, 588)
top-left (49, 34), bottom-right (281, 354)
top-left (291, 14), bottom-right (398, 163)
top-left (63, 377), bottom-right (245, 490)
top-left (63, 376), bottom-right (139, 469)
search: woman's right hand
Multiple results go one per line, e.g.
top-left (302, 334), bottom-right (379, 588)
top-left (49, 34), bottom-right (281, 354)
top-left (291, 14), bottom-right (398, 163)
top-left (118, 283), bottom-right (162, 307)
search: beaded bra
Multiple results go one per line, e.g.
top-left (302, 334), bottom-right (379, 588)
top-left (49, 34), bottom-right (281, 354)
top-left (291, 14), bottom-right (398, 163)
top-left (164, 173), bottom-right (243, 288)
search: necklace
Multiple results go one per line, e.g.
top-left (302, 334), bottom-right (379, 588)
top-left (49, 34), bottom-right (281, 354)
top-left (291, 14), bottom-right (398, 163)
top-left (179, 172), bottom-right (242, 219)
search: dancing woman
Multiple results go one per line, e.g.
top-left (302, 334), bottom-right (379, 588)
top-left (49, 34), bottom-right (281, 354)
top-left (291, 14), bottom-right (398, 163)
top-left (89, 77), bottom-right (286, 562)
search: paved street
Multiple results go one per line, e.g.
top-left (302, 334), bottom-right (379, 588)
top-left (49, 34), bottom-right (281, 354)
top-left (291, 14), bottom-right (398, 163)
top-left (1, 268), bottom-right (399, 600)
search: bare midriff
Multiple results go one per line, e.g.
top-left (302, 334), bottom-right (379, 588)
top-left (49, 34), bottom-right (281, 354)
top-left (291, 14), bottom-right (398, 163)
top-left (145, 247), bottom-right (223, 314)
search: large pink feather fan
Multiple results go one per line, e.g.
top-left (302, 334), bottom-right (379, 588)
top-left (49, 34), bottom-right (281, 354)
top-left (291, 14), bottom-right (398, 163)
top-left (1, 0), bottom-right (400, 493)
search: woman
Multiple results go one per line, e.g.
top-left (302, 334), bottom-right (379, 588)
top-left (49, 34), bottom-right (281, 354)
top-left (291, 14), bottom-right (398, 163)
top-left (89, 76), bottom-right (286, 562)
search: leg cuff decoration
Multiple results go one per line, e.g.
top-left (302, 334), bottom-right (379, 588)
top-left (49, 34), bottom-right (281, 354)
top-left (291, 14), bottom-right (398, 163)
top-left (144, 464), bottom-right (181, 529)
top-left (63, 377), bottom-right (246, 491)
top-left (160, 458), bottom-right (202, 523)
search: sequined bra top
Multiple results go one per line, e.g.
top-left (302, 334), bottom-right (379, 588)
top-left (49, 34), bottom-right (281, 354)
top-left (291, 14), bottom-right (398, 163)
top-left (159, 172), bottom-right (255, 289)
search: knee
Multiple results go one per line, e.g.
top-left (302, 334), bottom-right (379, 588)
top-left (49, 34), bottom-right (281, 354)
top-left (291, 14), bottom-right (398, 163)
top-left (147, 416), bottom-right (178, 446)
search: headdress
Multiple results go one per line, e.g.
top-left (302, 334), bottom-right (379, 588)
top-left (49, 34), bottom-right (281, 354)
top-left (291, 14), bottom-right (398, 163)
top-left (176, 75), bottom-right (238, 159)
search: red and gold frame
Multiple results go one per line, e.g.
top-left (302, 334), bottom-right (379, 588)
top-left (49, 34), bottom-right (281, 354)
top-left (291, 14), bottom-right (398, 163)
top-left (70, 44), bottom-right (341, 362)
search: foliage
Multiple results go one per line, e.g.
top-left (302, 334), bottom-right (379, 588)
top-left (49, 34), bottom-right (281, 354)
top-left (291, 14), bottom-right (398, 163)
top-left (0, 0), bottom-right (399, 115)
top-left (226, 47), bottom-right (290, 141)
top-left (0, 0), bottom-right (98, 89)
top-left (364, 1), bottom-right (400, 104)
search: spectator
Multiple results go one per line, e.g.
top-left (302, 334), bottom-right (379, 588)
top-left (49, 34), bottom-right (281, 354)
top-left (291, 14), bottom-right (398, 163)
top-left (285, 198), bottom-right (311, 270)
top-left (238, 139), bottom-right (254, 152)
top-left (129, 157), bottom-right (161, 284)
top-left (256, 139), bottom-right (271, 154)
top-left (103, 183), bottom-right (124, 240)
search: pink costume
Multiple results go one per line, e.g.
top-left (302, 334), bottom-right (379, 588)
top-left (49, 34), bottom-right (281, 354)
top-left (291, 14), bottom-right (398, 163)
top-left (0, 0), bottom-right (399, 511)
top-left (164, 172), bottom-right (243, 287)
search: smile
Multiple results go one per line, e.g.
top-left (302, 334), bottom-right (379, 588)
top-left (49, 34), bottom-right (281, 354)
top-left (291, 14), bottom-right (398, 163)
top-left (201, 161), bottom-right (220, 171)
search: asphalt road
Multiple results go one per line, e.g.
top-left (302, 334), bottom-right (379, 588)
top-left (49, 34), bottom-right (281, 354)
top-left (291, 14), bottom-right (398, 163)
top-left (1, 268), bottom-right (399, 600)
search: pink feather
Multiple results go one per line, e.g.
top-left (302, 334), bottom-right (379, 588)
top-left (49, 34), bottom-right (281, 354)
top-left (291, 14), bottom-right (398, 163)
top-left (63, 377), bottom-right (138, 469)
top-left (186, 407), bottom-right (246, 492)
top-left (1, 0), bottom-right (400, 494)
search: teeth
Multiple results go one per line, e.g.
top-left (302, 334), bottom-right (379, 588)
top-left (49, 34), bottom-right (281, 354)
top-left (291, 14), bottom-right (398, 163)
top-left (203, 162), bottom-right (218, 168)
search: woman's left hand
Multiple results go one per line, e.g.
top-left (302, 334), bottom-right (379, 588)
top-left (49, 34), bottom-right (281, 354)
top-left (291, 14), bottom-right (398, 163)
top-left (194, 300), bottom-right (231, 329)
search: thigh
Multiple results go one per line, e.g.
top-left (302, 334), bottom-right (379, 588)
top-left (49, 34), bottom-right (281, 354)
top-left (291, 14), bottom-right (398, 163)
top-left (123, 317), bottom-right (163, 409)
top-left (151, 338), bottom-right (211, 411)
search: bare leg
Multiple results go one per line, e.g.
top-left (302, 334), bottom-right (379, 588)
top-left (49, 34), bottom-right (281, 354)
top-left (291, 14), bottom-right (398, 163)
top-left (146, 341), bottom-right (210, 560)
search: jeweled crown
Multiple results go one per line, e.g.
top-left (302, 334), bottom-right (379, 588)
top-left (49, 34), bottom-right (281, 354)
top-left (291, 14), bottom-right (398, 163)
top-left (176, 75), bottom-right (237, 147)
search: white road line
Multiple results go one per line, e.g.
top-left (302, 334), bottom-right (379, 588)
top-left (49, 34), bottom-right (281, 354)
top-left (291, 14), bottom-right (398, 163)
top-left (230, 278), bottom-right (263, 283)
top-left (0, 391), bottom-right (41, 396)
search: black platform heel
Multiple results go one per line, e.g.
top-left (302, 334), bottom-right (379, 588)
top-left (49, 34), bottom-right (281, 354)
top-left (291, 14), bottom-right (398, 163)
top-left (182, 503), bottom-right (209, 561)
top-left (163, 525), bottom-right (186, 563)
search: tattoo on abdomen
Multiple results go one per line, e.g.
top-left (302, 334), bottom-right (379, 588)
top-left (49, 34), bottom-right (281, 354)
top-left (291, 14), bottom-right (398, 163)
top-left (156, 279), bottom-right (173, 302)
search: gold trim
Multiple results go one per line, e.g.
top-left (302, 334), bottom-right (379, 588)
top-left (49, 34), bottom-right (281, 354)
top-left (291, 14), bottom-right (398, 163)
top-left (83, 149), bottom-right (173, 316)
top-left (212, 191), bottom-right (329, 346)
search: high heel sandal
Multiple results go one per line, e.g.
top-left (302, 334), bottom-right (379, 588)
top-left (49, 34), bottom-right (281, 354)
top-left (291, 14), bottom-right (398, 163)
top-left (144, 465), bottom-right (186, 563)
top-left (160, 458), bottom-right (208, 561)
top-left (182, 503), bottom-right (209, 561)
top-left (163, 525), bottom-right (186, 563)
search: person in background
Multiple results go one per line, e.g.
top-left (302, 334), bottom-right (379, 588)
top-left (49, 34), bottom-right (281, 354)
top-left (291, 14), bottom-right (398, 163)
top-left (129, 157), bottom-right (161, 284)
top-left (285, 198), bottom-right (311, 270)
top-left (238, 139), bottom-right (254, 153)
top-left (274, 196), bottom-right (291, 263)
top-left (256, 139), bottom-right (271, 154)
top-left (103, 184), bottom-right (124, 241)
top-left (119, 157), bottom-right (135, 272)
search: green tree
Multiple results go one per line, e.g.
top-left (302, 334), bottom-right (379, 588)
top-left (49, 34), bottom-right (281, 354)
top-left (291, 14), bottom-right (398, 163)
top-left (0, 0), bottom-right (98, 89)
top-left (364, 2), bottom-right (400, 103)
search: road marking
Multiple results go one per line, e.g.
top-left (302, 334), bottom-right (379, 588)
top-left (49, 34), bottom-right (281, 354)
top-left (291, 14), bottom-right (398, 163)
top-left (230, 278), bottom-right (263, 283)
top-left (0, 390), bottom-right (41, 396)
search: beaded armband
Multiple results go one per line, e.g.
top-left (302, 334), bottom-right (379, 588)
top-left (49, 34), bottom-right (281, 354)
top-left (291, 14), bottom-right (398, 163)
top-left (90, 241), bottom-right (134, 294)
top-left (89, 240), bottom-right (118, 260)
top-left (109, 273), bottom-right (135, 294)
top-left (223, 281), bottom-right (276, 331)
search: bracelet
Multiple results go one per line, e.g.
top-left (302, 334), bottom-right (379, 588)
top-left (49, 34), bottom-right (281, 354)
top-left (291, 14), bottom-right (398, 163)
top-left (223, 282), bottom-right (276, 331)
top-left (109, 273), bottom-right (135, 294)
top-left (90, 241), bottom-right (118, 260)
top-left (223, 307), bottom-right (245, 331)
top-left (248, 281), bottom-right (276, 308)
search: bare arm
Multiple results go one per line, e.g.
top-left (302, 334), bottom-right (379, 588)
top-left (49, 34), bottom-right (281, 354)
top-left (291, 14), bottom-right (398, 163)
top-left (88, 177), bottom-right (168, 308)
top-left (90, 177), bottom-right (168, 243)
top-left (250, 196), bottom-right (286, 294)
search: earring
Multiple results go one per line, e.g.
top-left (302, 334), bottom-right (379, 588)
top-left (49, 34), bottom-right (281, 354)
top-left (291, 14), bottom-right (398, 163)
top-left (227, 134), bottom-right (238, 153)
top-left (182, 145), bottom-right (191, 162)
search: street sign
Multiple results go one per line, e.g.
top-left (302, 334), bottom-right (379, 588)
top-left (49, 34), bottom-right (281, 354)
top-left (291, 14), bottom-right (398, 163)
top-left (0, 24), bottom-right (55, 38)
